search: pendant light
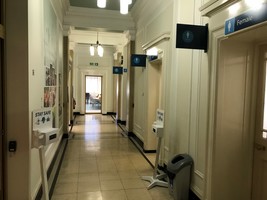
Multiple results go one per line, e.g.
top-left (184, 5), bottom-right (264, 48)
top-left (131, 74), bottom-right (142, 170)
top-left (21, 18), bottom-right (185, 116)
top-left (90, 45), bottom-right (95, 56)
top-left (97, 0), bottom-right (132, 15)
top-left (97, 0), bottom-right (106, 8)
top-left (120, 0), bottom-right (128, 14)
top-left (90, 32), bottom-right (104, 57)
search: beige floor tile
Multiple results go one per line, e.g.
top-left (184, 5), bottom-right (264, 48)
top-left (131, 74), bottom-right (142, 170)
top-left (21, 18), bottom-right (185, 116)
top-left (59, 161), bottom-right (79, 175)
top-left (148, 187), bottom-right (174, 200)
top-left (51, 193), bottom-right (77, 200)
top-left (125, 188), bottom-right (153, 200)
top-left (118, 170), bottom-right (140, 179)
top-left (78, 172), bottom-right (99, 182)
top-left (79, 161), bottom-right (98, 173)
top-left (77, 191), bottom-right (102, 200)
top-left (121, 178), bottom-right (147, 189)
top-left (52, 115), bottom-right (168, 200)
top-left (99, 171), bottom-right (120, 181)
top-left (77, 180), bottom-right (101, 192)
top-left (53, 182), bottom-right (77, 195)
top-left (101, 190), bottom-right (127, 200)
top-left (100, 179), bottom-right (124, 191)
top-left (56, 173), bottom-right (79, 184)
top-left (97, 159), bottom-right (117, 172)
top-left (79, 151), bottom-right (96, 158)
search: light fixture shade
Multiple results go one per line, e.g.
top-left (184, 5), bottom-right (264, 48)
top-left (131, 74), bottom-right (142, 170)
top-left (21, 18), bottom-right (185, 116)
top-left (90, 45), bottom-right (95, 56)
top-left (128, 0), bottom-right (132, 4)
top-left (120, 0), bottom-right (128, 14)
top-left (97, 0), bottom-right (106, 8)
top-left (97, 45), bottom-right (104, 57)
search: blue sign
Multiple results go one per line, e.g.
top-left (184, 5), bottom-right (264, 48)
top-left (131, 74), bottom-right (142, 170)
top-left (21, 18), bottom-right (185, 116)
top-left (225, 3), bottom-right (267, 35)
top-left (225, 18), bottom-right (235, 34)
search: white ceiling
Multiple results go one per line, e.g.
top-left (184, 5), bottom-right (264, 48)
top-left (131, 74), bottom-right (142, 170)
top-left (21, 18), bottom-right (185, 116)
top-left (68, 0), bottom-right (137, 11)
top-left (64, 0), bottom-right (137, 51)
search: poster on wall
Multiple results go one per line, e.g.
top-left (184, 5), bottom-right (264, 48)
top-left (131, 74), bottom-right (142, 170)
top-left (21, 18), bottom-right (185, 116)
top-left (43, 0), bottom-right (59, 128)
top-left (44, 86), bottom-right (57, 108)
top-left (58, 73), bottom-right (62, 117)
top-left (45, 64), bottom-right (57, 86)
top-left (44, 0), bottom-right (58, 70)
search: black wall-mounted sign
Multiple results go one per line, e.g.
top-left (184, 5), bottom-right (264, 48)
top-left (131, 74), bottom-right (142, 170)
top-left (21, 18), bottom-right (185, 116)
top-left (131, 54), bottom-right (147, 67)
top-left (113, 66), bottom-right (123, 74)
top-left (176, 23), bottom-right (208, 52)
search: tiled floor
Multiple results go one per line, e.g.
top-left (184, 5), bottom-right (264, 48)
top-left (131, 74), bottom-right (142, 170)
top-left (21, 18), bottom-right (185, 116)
top-left (52, 114), bottom-right (173, 200)
top-left (86, 103), bottom-right (101, 114)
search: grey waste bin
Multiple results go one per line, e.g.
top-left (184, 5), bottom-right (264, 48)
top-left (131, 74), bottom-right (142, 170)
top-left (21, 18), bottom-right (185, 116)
top-left (167, 154), bottom-right (193, 200)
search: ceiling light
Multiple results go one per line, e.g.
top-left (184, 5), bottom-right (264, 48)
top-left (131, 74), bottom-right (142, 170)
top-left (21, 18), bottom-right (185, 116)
top-left (97, 45), bottom-right (104, 57)
top-left (245, 0), bottom-right (264, 9)
top-left (90, 32), bottom-right (104, 57)
top-left (146, 47), bottom-right (158, 56)
top-left (228, 3), bottom-right (240, 15)
top-left (128, 0), bottom-right (132, 5)
top-left (120, 0), bottom-right (129, 14)
top-left (97, 0), bottom-right (106, 8)
top-left (90, 45), bottom-right (95, 56)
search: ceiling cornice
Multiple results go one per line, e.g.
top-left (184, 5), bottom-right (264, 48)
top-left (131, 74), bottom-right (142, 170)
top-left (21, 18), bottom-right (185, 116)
top-left (62, 0), bottom-right (136, 52)
top-left (62, 2), bottom-right (135, 33)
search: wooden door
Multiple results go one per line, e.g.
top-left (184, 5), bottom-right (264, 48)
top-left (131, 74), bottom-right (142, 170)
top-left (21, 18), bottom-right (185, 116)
top-left (0, 36), bottom-right (3, 200)
top-left (252, 44), bottom-right (267, 200)
top-left (212, 39), bottom-right (254, 200)
top-left (0, 0), bottom-right (4, 199)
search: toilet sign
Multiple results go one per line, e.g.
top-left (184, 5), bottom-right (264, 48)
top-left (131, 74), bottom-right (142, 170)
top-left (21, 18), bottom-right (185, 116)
top-left (225, 3), bottom-right (267, 35)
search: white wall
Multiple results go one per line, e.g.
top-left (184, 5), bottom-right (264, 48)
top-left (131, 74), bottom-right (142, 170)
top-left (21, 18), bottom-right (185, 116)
top-left (131, 0), bottom-right (209, 198)
top-left (5, 0), bottom-right (64, 199)
top-left (73, 45), bottom-right (115, 114)
top-left (29, 0), bottom-right (64, 198)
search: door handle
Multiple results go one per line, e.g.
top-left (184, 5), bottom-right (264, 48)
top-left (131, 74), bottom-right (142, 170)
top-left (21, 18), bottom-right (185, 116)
top-left (255, 143), bottom-right (266, 151)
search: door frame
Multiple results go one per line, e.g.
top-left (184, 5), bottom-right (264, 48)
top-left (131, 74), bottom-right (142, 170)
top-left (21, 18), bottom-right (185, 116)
top-left (252, 44), bottom-right (267, 200)
top-left (85, 75), bottom-right (103, 114)
top-left (0, 35), bottom-right (4, 200)
top-left (205, 27), bottom-right (264, 200)
top-left (0, 0), bottom-right (5, 198)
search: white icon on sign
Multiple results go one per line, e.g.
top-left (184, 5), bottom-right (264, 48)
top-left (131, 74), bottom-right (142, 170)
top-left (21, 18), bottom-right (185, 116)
top-left (228, 21), bottom-right (232, 32)
top-left (186, 31), bottom-right (190, 39)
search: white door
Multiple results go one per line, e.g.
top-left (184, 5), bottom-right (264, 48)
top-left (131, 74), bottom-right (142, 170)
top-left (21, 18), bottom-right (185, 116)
top-left (252, 44), bottom-right (267, 200)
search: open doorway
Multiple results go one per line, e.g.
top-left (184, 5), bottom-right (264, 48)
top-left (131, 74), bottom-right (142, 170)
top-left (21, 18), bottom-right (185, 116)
top-left (85, 76), bottom-right (102, 114)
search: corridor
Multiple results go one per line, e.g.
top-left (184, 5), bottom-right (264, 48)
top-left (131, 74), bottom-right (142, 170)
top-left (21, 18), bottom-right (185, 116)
top-left (52, 114), bottom-right (172, 200)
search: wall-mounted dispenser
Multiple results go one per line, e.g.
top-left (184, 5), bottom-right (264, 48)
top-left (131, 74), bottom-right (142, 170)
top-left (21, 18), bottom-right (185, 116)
top-left (32, 108), bottom-right (58, 148)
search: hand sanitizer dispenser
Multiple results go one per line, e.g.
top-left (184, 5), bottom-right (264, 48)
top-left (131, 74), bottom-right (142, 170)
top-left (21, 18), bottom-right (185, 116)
top-left (32, 108), bottom-right (58, 148)
top-left (152, 109), bottom-right (164, 138)
top-left (32, 128), bottom-right (58, 148)
top-left (142, 109), bottom-right (168, 189)
top-left (31, 108), bottom-right (58, 200)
